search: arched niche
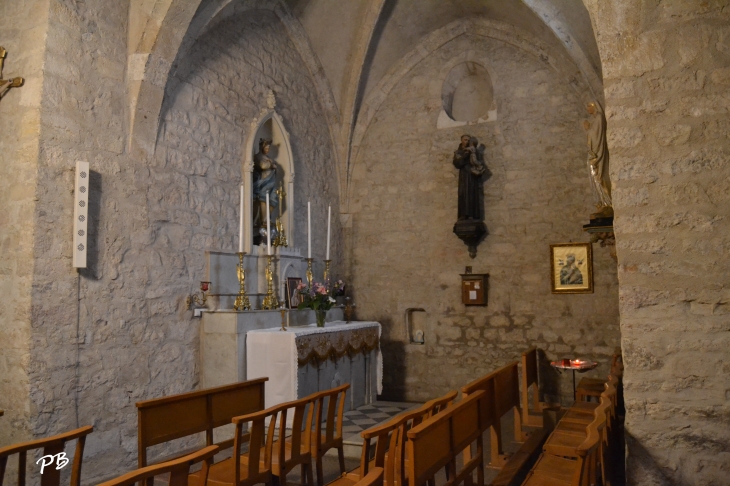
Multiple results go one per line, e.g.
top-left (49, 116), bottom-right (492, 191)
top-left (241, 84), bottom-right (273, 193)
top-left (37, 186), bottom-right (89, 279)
top-left (438, 61), bottom-right (497, 129)
top-left (243, 109), bottom-right (295, 253)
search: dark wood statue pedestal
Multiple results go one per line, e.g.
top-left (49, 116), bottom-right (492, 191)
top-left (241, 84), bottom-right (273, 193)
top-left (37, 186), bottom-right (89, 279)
top-left (582, 216), bottom-right (616, 261)
top-left (453, 219), bottom-right (486, 259)
top-left (582, 216), bottom-right (613, 231)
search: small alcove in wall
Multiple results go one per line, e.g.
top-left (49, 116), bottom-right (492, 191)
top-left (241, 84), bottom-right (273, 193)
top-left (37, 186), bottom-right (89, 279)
top-left (437, 61), bottom-right (497, 129)
top-left (242, 110), bottom-right (295, 253)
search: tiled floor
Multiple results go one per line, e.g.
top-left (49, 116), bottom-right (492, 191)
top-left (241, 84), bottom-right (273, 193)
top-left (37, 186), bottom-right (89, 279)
top-left (341, 401), bottom-right (419, 444)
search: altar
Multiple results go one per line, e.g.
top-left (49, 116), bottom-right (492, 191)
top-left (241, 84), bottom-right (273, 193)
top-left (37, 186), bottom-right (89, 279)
top-left (246, 321), bottom-right (382, 411)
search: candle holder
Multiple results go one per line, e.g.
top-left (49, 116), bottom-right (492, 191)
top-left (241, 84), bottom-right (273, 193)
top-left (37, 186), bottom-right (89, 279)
top-left (187, 281), bottom-right (211, 309)
top-left (261, 255), bottom-right (279, 310)
top-left (305, 258), bottom-right (314, 287)
top-left (273, 216), bottom-right (288, 247)
top-left (279, 307), bottom-right (287, 331)
top-left (323, 259), bottom-right (332, 285)
top-left (273, 183), bottom-right (288, 247)
top-left (233, 253), bottom-right (251, 311)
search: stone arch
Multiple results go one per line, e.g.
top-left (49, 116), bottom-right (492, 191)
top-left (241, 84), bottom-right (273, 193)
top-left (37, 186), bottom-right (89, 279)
top-left (347, 17), bottom-right (592, 206)
top-left (128, 0), bottom-right (340, 178)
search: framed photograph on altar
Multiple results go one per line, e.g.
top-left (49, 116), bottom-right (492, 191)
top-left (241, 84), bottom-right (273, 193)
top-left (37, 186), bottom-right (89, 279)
top-left (286, 277), bottom-right (303, 308)
top-left (550, 242), bottom-right (593, 294)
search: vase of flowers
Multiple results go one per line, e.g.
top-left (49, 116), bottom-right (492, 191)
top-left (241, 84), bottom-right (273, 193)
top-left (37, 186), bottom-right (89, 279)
top-left (297, 280), bottom-right (346, 327)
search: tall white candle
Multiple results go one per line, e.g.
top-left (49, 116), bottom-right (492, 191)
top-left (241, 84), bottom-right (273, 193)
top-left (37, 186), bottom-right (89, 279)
top-left (326, 205), bottom-right (331, 260)
top-left (238, 185), bottom-right (244, 253)
top-left (307, 201), bottom-right (311, 259)
top-left (266, 191), bottom-right (271, 256)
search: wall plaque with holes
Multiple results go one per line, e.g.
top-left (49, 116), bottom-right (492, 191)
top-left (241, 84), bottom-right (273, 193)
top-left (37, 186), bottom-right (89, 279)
top-left (460, 273), bottom-right (488, 306)
top-left (73, 161), bottom-right (89, 268)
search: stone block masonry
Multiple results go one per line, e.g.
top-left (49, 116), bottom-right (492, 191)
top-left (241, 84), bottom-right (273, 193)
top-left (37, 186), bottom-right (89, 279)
top-left (349, 31), bottom-right (620, 406)
top-left (0, 1), bottom-right (341, 483)
top-left (583, 0), bottom-right (730, 483)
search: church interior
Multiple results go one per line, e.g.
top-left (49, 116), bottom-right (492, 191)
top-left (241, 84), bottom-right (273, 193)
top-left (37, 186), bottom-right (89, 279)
top-left (0, 0), bottom-right (728, 485)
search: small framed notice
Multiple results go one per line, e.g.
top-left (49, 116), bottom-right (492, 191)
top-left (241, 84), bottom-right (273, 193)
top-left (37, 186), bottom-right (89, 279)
top-left (461, 273), bottom-right (488, 306)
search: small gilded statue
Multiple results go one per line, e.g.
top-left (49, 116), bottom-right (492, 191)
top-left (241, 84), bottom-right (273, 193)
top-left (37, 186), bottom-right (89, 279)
top-left (453, 134), bottom-right (487, 221)
top-left (583, 101), bottom-right (612, 220)
top-left (253, 138), bottom-right (279, 240)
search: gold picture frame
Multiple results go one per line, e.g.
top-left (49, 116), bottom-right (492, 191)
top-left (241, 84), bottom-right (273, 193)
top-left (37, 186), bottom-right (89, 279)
top-left (550, 243), bottom-right (593, 294)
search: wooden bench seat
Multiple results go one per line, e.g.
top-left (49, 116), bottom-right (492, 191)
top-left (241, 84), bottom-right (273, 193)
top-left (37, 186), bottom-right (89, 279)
top-left (100, 446), bottom-right (219, 486)
top-left (462, 361), bottom-right (526, 470)
top-left (328, 391), bottom-right (456, 486)
top-left (136, 377), bottom-right (268, 477)
top-left (406, 390), bottom-right (494, 486)
top-left (0, 425), bottom-right (93, 486)
top-left (522, 398), bottom-right (609, 486)
top-left (521, 347), bottom-right (552, 428)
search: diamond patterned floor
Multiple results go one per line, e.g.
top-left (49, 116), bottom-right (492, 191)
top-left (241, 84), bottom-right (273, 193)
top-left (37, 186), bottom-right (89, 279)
top-left (341, 401), bottom-right (420, 443)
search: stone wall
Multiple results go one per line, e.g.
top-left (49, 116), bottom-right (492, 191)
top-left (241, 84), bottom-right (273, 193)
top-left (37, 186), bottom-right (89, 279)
top-left (0, 0), bottom-right (50, 449)
top-left (5, 1), bottom-right (340, 483)
top-left (583, 1), bottom-right (730, 484)
top-left (349, 31), bottom-right (620, 404)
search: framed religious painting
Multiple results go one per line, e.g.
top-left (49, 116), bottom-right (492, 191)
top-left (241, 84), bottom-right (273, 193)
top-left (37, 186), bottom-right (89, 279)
top-left (286, 277), bottom-right (303, 309)
top-left (550, 243), bottom-right (593, 294)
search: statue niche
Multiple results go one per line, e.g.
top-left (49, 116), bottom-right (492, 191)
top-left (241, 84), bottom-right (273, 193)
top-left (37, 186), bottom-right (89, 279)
top-left (247, 112), bottom-right (293, 250)
top-left (252, 138), bottom-right (280, 245)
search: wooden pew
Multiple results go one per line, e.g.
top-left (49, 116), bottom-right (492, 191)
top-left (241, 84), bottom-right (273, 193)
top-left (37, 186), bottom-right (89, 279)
top-left (522, 398), bottom-right (608, 486)
top-left (520, 348), bottom-right (546, 428)
top-left (311, 384), bottom-right (349, 486)
top-left (136, 378), bottom-right (267, 475)
top-left (328, 390), bottom-right (456, 486)
top-left (355, 468), bottom-right (383, 486)
top-left (0, 425), bottom-right (93, 486)
top-left (542, 379), bottom-right (616, 461)
top-left (406, 390), bottom-right (494, 486)
top-left (198, 394), bottom-right (316, 486)
top-left (576, 351), bottom-right (622, 402)
top-left (98, 446), bottom-right (219, 486)
top-left (462, 361), bottom-right (526, 469)
top-left (462, 362), bottom-right (552, 486)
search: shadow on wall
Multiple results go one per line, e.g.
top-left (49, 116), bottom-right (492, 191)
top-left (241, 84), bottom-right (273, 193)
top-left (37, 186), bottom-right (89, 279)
top-left (79, 170), bottom-right (102, 281)
top-left (538, 348), bottom-right (562, 403)
top-left (379, 340), bottom-right (406, 401)
top-left (625, 431), bottom-right (689, 486)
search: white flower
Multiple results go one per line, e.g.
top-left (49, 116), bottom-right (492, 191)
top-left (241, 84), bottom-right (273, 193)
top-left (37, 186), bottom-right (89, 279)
top-left (328, 297), bottom-right (336, 303)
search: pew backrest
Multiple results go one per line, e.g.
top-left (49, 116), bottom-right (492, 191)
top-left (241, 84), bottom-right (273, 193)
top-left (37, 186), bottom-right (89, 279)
top-left (312, 383), bottom-right (349, 454)
top-left (521, 347), bottom-right (542, 425)
top-left (98, 446), bottom-right (219, 486)
top-left (407, 390), bottom-right (494, 486)
top-left (136, 378), bottom-right (267, 468)
top-left (0, 425), bottom-right (93, 486)
top-left (358, 390), bottom-right (457, 483)
top-left (461, 361), bottom-right (524, 468)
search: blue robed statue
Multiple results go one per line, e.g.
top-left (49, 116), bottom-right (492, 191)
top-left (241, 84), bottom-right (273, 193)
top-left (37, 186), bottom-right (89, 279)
top-left (253, 138), bottom-right (279, 238)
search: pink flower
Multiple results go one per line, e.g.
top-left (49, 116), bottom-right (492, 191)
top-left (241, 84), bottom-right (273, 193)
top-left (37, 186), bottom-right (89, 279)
top-left (297, 282), bottom-right (306, 290)
top-left (317, 286), bottom-right (328, 295)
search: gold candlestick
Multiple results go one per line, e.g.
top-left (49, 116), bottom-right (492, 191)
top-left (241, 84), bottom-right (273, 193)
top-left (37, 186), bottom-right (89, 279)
top-left (279, 307), bottom-right (287, 331)
top-left (273, 183), bottom-right (288, 247)
top-left (305, 258), bottom-right (314, 287)
top-left (261, 254), bottom-right (279, 310)
top-left (323, 259), bottom-right (332, 285)
top-left (233, 252), bottom-right (251, 311)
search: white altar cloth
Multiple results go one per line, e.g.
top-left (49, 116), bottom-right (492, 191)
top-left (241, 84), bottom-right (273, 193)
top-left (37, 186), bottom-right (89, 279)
top-left (246, 321), bottom-right (382, 409)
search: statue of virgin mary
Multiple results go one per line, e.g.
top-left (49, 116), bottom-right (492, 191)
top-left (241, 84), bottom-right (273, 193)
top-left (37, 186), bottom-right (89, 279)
top-left (253, 138), bottom-right (279, 232)
top-left (584, 101), bottom-right (613, 219)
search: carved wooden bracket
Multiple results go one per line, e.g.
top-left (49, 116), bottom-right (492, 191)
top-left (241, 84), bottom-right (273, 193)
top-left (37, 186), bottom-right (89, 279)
top-left (589, 231), bottom-right (616, 261)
